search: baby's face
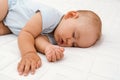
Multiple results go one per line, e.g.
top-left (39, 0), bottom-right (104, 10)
top-left (54, 17), bottom-right (98, 47)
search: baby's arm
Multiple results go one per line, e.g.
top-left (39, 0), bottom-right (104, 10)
top-left (17, 12), bottom-right (42, 76)
top-left (35, 35), bottom-right (64, 62)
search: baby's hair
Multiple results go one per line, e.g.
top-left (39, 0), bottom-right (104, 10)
top-left (77, 10), bottom-right (102, 46)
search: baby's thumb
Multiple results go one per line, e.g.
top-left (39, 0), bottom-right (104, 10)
top-left (59, 47), bottom-right (64, 52)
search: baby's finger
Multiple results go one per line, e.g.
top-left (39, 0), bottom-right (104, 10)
top-left (37, 59), bottom-right (42, 69)
top-left (55, 50), bottom-right (61, 60)
top-left (56, 48), bottom-right (64, 60)
top-left (23, 60), bottom-right (31, 76)
top-left (59, 47), bottom-right (64, 59)
top-left (17, 60), bottom-right (25, 75)
top-left (60, 52), bottom-right (64, 59)
top-left (51, 52), bottom-right (56, 62)
top-left (46, 53), bottom-right (52, 62)
top-left (59, 47), bottom-right (65, 52)
top-left (31, 60), bottom-right (36, 75)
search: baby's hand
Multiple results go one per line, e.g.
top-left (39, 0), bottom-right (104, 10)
top-left (45, 45), bottom-right (64, 62)
top-left (17, 52), bottom-right (41, 76)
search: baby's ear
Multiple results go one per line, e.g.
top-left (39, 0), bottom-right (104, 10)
top-left (64, 11), bottom-right (79, 19)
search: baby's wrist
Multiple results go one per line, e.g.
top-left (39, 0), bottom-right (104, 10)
top-left (21, 51), bottom-right (37, 57)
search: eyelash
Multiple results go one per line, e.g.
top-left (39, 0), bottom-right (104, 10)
top-left (72, 32), bottom-right (75, 47)
top-left (73, 32), bottom-right (75, 38)
top-left (72, 43), bottom-right (75, 47)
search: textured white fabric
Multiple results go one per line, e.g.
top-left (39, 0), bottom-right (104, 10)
top-left (0, 0), bottom-right (120, 80)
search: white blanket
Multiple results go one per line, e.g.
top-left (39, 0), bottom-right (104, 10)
top-left (0, 0), bottom-right (120, 80)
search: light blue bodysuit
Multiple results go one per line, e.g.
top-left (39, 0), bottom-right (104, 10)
top-left (4, 0), bottom-right (63, 44)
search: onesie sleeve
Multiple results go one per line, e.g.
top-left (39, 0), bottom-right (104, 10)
top-left (38, 5), bottom-right (63, 33)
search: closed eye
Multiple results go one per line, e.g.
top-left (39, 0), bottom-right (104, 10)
top-left (72, 42), bottom-right (75, 47)
top-left (72, 32), bottom-right (75, 47)
top-left (72, 32), bottom-right (75, 38)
